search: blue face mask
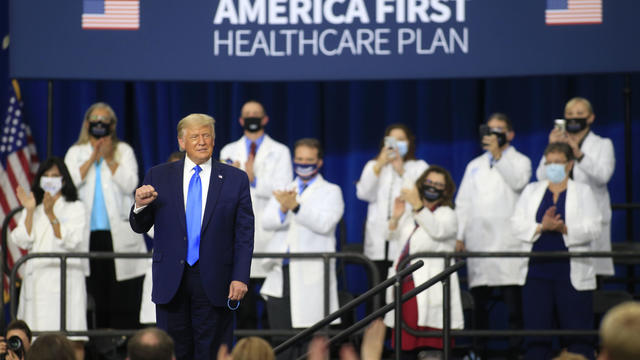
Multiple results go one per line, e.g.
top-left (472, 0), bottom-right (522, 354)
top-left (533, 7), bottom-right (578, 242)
top-left (294, 162), bottom-right (319, 180)
top-left (397, 141), bottom-right (409, 157)
top-left (545, 163), bottom-right (567, 184)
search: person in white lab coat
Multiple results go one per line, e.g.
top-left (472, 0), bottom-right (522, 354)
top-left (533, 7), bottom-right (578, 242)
top-left (512, 142), bottom-right (600, 360)
top-left (220, 100), bottom-right (292, 330)
top-left (384, 165), bottom-right (464, 360)
top-left (260, 138), bottom-right (344, 360)
top-left (356, 124), bottom-right (428, 282)
top-left (10, 157), bottom-right (88, 357)
top-left (535, 97), bottom-right (615, 277)
top-left (64, 102), bottom-right (147, 330)
top-left (455, 113), bottom-right (531, 357)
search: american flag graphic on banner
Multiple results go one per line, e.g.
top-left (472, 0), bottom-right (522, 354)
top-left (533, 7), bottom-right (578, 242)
top-left (1, 80), bottom-right (39, 279)
top-left (82, 0), bottom-right (140, 30)
top-left (546, 0), bottom-right (602, 25)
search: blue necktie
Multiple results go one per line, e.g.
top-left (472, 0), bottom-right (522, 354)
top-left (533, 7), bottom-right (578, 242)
top-left (186, 165), bottom-right (202, 266)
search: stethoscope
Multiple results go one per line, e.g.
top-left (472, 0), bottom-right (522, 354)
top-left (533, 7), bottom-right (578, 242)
top-left (227, 298), bottom-right (240, 311)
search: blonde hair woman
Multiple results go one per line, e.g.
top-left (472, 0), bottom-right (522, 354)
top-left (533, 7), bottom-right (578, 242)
top-left (64, 102), bottom-right (147, 330)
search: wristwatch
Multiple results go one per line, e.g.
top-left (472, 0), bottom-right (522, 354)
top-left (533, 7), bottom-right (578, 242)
top-left (50, 218), bottom-right (59, 225)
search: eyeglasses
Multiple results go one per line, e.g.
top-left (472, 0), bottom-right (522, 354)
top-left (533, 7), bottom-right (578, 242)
top-left (424, 179), bottom-right (446, 190)
top-left (89, 115), bottom-right (110, 123)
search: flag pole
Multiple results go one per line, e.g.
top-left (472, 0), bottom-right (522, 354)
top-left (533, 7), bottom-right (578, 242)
top-left (47, 80), bottom-right (53, 158)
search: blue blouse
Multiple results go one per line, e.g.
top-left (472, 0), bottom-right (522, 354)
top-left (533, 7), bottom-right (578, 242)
top-left (529, 188), bottom-right (569, 279)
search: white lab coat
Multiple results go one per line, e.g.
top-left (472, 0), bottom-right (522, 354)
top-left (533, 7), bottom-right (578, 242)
top-left (356, 159), bottom-right (428, 261)
top-left (65, 142), bottom-right (147, 281)
top-left (260, 175), bottom-right (344, 328)
top-left (511, 180), bottom-right (601, 290)
top-left (535, 131), bottom-right (615, 275)
top-left (383, 206), bottom-right (464, 330)
top-left (139, 261), bottom-right (154, 324)
top-left (139, 227), bottom-right (155, 324)
top-left (220, 135), bottom-right (292, 278)
top-left (10, 199), bottom-right (88, 340)
top-left (455, 147), bottom-right (531, 288)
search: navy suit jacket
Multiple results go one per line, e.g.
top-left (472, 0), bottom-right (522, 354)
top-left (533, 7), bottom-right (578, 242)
top-left (129, 159), bottom-right (254, 306)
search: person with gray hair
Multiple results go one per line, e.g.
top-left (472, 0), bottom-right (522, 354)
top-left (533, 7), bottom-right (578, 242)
top-left (127, 328), bottom-right (175, 360)
top-left (130, 113), bottom-right (254, 359)
top-left (512, 142), bottom-right (601, 359)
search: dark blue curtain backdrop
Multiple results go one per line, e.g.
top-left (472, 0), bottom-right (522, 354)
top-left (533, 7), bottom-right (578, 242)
top-left (2, 4), bottom-right (640, 298)
top-left (2, 77), bottom-right (639, 291)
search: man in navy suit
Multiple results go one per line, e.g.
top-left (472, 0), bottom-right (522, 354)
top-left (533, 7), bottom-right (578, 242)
top-left (130, 113), bottom-right (254, 360)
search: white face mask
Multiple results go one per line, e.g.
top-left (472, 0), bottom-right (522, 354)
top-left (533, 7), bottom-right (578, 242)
top-left (40, 176), bottom-right (63, 196)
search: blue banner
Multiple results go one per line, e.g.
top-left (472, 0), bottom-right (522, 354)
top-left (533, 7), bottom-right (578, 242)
top-left (9, 0), bottom-right (640, 81)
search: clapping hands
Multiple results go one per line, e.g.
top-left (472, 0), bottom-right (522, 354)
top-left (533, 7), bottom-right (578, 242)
top-left (16, 186), bottom-right (36, 212)
top-left (273, 189), bottom-right (298, 213)
top-left (541, 206), bottom-right (566, 233)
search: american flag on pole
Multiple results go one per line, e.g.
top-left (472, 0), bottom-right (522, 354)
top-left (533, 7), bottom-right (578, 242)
top-left (82, 0), bottom-right (140, 30)
top-left (1, 80), bottom-right (39, 277)
top-left (546, 0), bottom-right (602, 25)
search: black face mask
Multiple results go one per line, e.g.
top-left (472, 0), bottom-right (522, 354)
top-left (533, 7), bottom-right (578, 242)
top-left (479, 125), bottom-right (507, 147)
top-left (89, 121), bottom-right (111, 139)
top-left (420, 185), bottom-right (443, 202)
top-left (565, 118), bottom-right (588, 134)
top-left (243, 117), bottom-right (263, 133)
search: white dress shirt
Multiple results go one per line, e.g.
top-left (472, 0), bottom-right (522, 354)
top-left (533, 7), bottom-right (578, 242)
top-left (134, 156), bottom-right (212, 222)
top-left (183, 156), bottom-right (212, 223)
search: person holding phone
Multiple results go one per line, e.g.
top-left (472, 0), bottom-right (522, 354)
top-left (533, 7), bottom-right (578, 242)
top-left (455, 113), bottom-right (531, 358)
top-left (535, 97), bottom-right (615, 277)
top-left (356, 124), bottom-right (428, 281)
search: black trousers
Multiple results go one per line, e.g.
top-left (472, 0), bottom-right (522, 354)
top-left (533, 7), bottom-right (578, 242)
top-left (471, 285), bottom-right (523, 358)
top-left (87, 230), bottom-right (143, 330)
top-left (156, 262), bottom-right (234, 360)
top-left (374, 259), bottom-right (393, 284)
top-left (236, 278), bottom-right (268, 330)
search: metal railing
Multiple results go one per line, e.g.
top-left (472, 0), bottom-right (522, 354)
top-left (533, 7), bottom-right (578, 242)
top-left (3, 249), bottom-right (640, 359)
top-left (319, 260), bottom-right (466, 360)
top-left (2, 204), bottom-right (640, 359)
top-left (5, 251), bottom-right (380, 338)
top-left (272, 260), bottom-right (425, 356)
top-left (394, 250), bottom-right (640, 359)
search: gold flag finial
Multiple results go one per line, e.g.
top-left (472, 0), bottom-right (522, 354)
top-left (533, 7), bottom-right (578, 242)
top-left (11, 79), bottom-right (21, 102)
